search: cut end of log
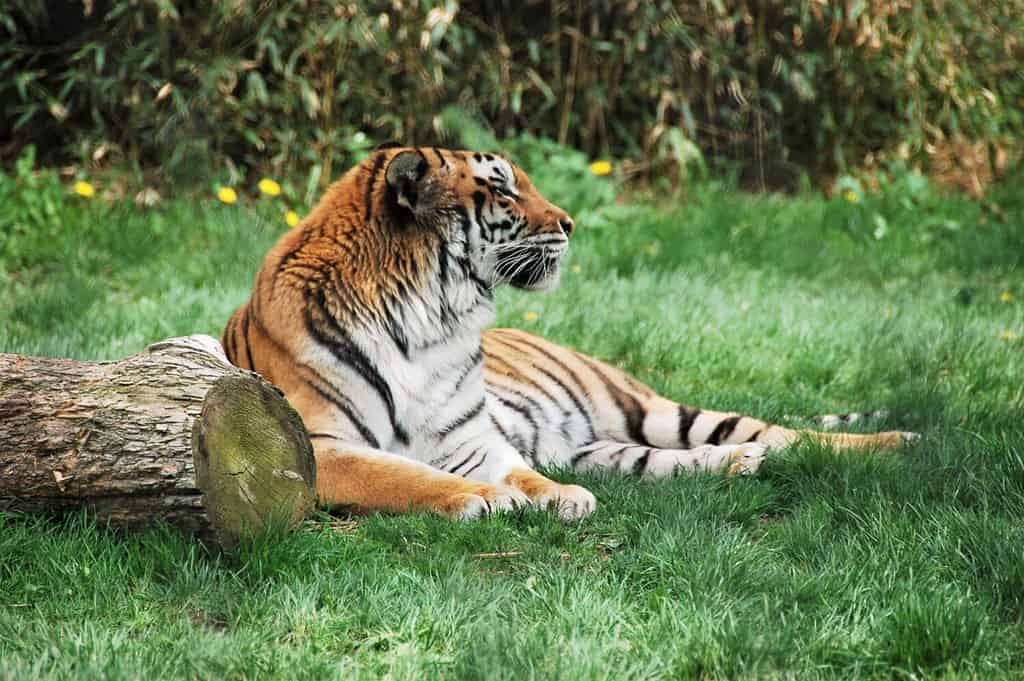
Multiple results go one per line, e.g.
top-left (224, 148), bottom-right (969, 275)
top-left (192, 373), bottom-right (317, 550)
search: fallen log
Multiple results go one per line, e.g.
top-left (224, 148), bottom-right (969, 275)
top-left (0, 335), bottom-right (317, 549)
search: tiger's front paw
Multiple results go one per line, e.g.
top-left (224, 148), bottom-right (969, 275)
top-left (533, 482), bottom-right (597, 521)
top-left (442, 485), bottom-right (532, 521)
top-left (503, 468), bottom-right (596, 521)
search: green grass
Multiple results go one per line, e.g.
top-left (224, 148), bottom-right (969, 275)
top-left (2, 155), bottom-right (1024, 680)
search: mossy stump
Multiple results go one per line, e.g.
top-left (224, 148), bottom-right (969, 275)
top-left (0, 335), bottom-right (317, 550)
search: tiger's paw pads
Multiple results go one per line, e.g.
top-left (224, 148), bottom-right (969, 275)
top-left (534, 483), bottom-right (597, 521)
top-left (724, 442), bottom-right (769, 476)
top-left (445, 486), bottom-right (531, 521)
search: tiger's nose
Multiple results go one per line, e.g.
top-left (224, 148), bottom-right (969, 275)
top-left (558, 217), bottom-right (575, 237)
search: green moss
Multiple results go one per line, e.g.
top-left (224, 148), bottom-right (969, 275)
top-left (193, 375), bottom-right (316, 551)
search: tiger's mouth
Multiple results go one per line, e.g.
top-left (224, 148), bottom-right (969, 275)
top-left (490, 235), bottom-right (568, 291)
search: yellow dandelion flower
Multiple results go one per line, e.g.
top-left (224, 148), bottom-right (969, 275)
top-left (1000, 291), bottom-right (1014, 303)
top-left (217, 187), bottom-right (238, 205)
top-left (285, 210), bottom-right (300, 227)
top-left (571, 264), bottom-right (582, 274)
top-left (258, 178), bottom-right (282, 197)
top-left (589, 160), bottom-right (612, 176)
top-left (524, 311), bottom-right (539, 322)
top-left (73, 181), bottom-right (96, 198)
top-left (843, 189), bottom-right (859, 204)
top-left (1000, 330), bottom-right (1019, 342)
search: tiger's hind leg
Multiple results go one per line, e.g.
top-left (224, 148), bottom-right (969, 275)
top-left (483, 328), bottom-right (918, 458)
top-left (571, 440), bottom-right (769, 478)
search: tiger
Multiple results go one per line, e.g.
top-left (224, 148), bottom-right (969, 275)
top-left (222, 146), bottom-right (916, 520)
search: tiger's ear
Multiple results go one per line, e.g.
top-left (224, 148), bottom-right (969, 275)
top-left (385, 150), bottom-right (427, 212)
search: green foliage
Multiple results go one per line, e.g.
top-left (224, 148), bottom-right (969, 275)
top-left (0, 146), bottom-right (82, 274)
top-left (2, 1), bottom-right (1021, 190)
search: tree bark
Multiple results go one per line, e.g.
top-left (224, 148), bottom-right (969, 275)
top-left (0, 335), bottom-right (317, 549)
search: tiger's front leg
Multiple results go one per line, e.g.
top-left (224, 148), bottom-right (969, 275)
top-left (313, 443), bottom-right (532, 520)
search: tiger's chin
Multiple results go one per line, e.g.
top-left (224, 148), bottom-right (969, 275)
top-left (510, 267), bottom-right (562, 291)
top-left (501, 253), bottom-right (565, 291)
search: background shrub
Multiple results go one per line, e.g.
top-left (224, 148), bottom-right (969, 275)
top-left (2, 1), bottom-right (1021, 191)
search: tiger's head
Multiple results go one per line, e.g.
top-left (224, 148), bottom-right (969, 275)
top-left (381, 147), bottom-right (575, 291)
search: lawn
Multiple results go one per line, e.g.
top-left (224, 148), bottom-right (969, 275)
top-left (2, 146), bottom-right (1023, 680)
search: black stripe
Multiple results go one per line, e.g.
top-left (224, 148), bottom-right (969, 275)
top-left (299, 365), bottom-right (376, 441)
top-left (394, 428), bottom-right (409, 446)
top-left (384, 312), bottom-right (410, 358)
top-left (461, 455), bottom-right (486, 478)
top-left (706, 416), bottom-right (741, 445)
top-left (438, 399), bottom-right (485, 438)
top-left (362, 152), bottom-right (388, 223)
top-left (471, 190), bottom-right (491, 240)
top-left (485, 353), bottom-right (561, 406)
top-left (307, 381), bottom-right (380, 449)
top-left (449, 448), bottom-right (483, 475)
top-left (305, 291), bottom-right (399, 437)
top-left (745, 429), bottom-right (763, 443)
top-left (453, 350), bottom-right (483, 394)
top-left (223, 316), bottom-right (238, 365)
top-left (631, 449), bottom-right (652, 476)
top-left (489, 412), bottom-right (527, 458)
top-left (309, 432), bottom-right (347, 441)
top-left (488, 388), bottom-right (541, 460)
top-left (431, 147), bottom-right (448, 168)
top-left (491, 333), bottom-right (597, 439)
top-left (437, 242), bottom-right (451, 286)
top-left (571, 442), bottom-right (629, 467)
top-left (571, 446), bottom-right (598, 467)
top-left (241, 307), bottom-right (256, 372)
top-left (244, 310), bottom-right (382, 449)
top-left (573, 354), bottom-right (650, 446)
top-left (678, 406), bottom-right (699, 448)
top-left (614, 444), bottom-right (645, 464)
